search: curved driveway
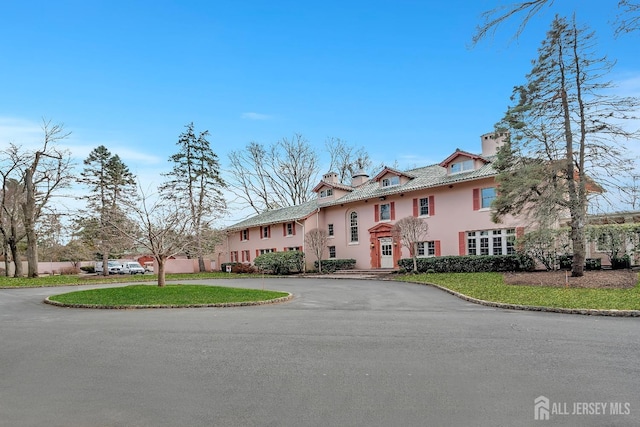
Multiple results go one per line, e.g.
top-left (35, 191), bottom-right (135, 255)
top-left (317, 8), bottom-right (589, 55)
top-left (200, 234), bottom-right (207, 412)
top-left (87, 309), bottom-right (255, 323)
top-left (1, 278), bottom-right (638, 427)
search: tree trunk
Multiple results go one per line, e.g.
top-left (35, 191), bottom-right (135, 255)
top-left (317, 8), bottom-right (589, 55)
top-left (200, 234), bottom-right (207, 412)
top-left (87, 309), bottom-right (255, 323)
top-left (102, 251), bottom-right (110, 277)
top-left (412, 242), bottom-right (418, 272)
top-left (8, 235), bottom-right (21, 277)
top-left (198, 256), bottom-right (206, 273)
top-left (570, 208), bottom-right (586, 277)
top-left (22, 168), bottom-right (38, 277)
top-left (157, 257), bottom-right (166, 287)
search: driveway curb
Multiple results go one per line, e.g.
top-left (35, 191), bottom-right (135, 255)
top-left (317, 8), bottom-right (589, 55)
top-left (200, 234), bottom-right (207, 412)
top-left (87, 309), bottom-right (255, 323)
top-left (43, 293), bottom-right (293, 309)
top-left (411, 281), bottom-right (640, 317)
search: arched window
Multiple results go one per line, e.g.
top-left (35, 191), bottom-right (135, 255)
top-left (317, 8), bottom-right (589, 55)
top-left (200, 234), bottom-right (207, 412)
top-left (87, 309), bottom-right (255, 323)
top-left (349, 211), bottom-right (358, 243)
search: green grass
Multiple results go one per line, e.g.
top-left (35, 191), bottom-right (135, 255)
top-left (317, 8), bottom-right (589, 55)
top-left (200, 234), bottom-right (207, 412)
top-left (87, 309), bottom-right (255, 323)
top-left (396, 272), bottom-right (640, 311)
top-left (0, 271), bottom-right (261, 288)
top-left (47, 284), bottom-right (289, 307)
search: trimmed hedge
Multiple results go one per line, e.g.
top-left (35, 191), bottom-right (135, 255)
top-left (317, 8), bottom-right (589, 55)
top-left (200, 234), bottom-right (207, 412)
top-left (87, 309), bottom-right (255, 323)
top-left (254, 251), bottom-right (305, 275)
top-left (398, 254), bottom-right (535, 273)
top-left (314, 258), bottom-right (356, 273)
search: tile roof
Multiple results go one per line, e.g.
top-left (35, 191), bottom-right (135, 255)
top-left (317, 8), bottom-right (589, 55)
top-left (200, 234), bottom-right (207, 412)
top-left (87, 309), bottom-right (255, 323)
top-left (227, 199), bottom-right (319, 230)
top-left (227, 156), bottom-right (498, 229)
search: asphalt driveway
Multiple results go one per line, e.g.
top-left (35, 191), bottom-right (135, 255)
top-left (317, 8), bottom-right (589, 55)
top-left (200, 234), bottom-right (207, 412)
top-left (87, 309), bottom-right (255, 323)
top-left (1, 278), bottom-right (638, 427)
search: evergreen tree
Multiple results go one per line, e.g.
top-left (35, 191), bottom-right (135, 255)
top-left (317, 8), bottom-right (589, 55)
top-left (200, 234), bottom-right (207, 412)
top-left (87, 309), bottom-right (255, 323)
top-left (78, 145), bottom-right (137, 275)
top-left (160, 123), bottom-right (226, 272)
top-left (493, 16), bottom-right (639, 276)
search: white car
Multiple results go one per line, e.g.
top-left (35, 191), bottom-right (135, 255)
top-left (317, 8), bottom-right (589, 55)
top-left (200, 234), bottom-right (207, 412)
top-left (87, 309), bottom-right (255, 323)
top-left (121, 262), bottom-right (145, 275)
top-left (95, 261), bottom-right (124, 274)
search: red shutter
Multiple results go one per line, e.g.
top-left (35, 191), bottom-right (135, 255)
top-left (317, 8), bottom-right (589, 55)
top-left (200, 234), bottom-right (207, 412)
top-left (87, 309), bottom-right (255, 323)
top-left (247, 251), bottom-right (250, 262)
top-left (516, 226), bottom-right (525, 238)
top-left (374, 204), bottom-right (380, 222)
top-left (413, 198), bottom-right (418, 217)
top-left (429, 195), bottom-right (435, 216)
top-left (247, 229), bottom-right (250, 241)
top-left (458, 232), bottom-right (466, 255)
top-left (283, 223), bottom-right (286, 236)
top-left (472, 188), bottom-right (480, 211)
top-left (272, 247), bottom-right (277, 252)
top-left (435, 240), bottom-right (441, 257)
top-left (292, 223), bottom-right (296, 235)
top-left (255, 249), bottom-right (259, 258)
top-left (267, 226), bottom-right (271, 238)
top-left (390, 202), bottom-right (395, 220)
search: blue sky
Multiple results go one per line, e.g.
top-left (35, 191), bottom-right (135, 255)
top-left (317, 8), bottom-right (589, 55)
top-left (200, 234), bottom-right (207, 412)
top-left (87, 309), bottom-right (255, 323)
top-left (1, 0), bottom-right (639, 222)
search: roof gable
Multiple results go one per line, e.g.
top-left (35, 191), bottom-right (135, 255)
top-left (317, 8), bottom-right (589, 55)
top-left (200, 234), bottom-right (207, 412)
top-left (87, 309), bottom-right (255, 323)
top-left (372, 166), bottom-right (415, 182)
top-left (439, 149), bottom-right (489, 168)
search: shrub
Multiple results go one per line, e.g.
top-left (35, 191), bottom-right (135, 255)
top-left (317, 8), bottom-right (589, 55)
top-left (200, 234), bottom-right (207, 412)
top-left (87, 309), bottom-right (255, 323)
top-left (397, 254), bottom-right (534, 273)
top-left (80, 265), bottom-right (95, 273)
top-left (558, 254), bottom-right (573, 270)
top-left (313, 259), bottom-right (356, 273)
top-left (585, 258), bottom-right (602, 270)
top-left (220, 262), bottom-right (242, 272)
top-left (254, 251), bottom-right (305, 275)
top-left (59, 266), bottom-right (80, 275)
top-left (231, 263), bottom-right (257, 274)
top-left (611, 254), bottom-right (631, 269)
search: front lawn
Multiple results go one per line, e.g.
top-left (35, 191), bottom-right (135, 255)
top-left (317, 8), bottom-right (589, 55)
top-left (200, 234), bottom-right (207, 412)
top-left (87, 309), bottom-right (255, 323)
top-left (396, 272), bottom-right (640, 311)
top-left (0, 271), bottom-right (259, 288)
top-left (46, 284), bottom-right (289, 308)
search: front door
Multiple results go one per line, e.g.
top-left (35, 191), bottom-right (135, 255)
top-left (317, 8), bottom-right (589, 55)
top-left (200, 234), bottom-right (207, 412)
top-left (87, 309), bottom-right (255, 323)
top-left (380, 238), bottom-right (393, 268)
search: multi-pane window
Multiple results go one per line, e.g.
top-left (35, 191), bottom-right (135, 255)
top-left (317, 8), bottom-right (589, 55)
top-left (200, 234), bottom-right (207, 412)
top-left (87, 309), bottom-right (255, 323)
top-left (230, 251), bottom-right (238, 262)
top-left (320, 188), bottom-right (333, 198)
top-left (381, 176), bottom-right (400, 187)
top-left (328, 246), bottom-right (336, 258)
top-left (350, 212), bottom-right (358, 243)
top-left (481, 187), bottom-right (496, 209)
top-left (286, 222), bottom-right (294, 236)
top-left (419, 198), bottom-right (429, 216)
top-left (467, 229), bottom-right (516, 255)
top-left (328, 224), bottom-right (334, 237)
top-left (450, 159), bottom-right (474, 174)
top-left (259, 248), bottom-right (275, 255)
top-left (241, 229), bottom-right (249, 241)
top-left (492, 230), bottom-right (503, 255)
top-left (380, 203), bottom-right (391, 221)
top-left (417, 241), bottom-right (435, 257)
top-left (262, 226), bottom-right (270, 239)
top-left (285, 246), bottom-right (301, 251)
top-left (241, 250), bottom-right (250, 262)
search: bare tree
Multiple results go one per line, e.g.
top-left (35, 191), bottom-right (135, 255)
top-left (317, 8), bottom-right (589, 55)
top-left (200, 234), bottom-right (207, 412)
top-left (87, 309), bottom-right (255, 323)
top-left (15, 120), bottom-right (73, 277)
top-left (325, 137), bottom-right (372, 184)
top-left (473, 0), bottom-right (640, 44)
top-left (0, 174), bottom-right (26, 276)
top-left (392, 216), bottom-right (429, 273)
top-left (228, 134), bottom-right (320, 214)
top-left (123, 187), bottom-right (197, 287)
top-left (305, 228), bottom-right (328, 273)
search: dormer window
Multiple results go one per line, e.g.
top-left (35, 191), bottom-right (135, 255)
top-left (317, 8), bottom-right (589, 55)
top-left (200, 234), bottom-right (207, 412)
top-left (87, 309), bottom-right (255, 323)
top-left (320, 188), bottom-right (333, 198)
top-left (450, 159), bottom-right (474, 174)
top-left (381, 176), bottom-right (400, 187)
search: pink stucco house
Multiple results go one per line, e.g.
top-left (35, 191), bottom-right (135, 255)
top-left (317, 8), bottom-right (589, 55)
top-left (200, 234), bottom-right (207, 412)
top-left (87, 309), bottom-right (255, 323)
top-left (219, 133), bottom-right (526, 270)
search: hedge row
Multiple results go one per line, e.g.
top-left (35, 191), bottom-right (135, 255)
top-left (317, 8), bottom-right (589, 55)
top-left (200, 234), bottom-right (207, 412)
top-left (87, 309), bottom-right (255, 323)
top-left (254, 251), bottom-right (305, 275)
top-left (313, 259), bottom-right (356, 273)
top-left (398, 254), bottom-right (535, 273)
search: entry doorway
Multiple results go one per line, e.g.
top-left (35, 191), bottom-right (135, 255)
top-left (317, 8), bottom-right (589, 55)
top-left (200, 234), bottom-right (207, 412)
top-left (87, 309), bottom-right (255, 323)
top-left (379, 238), bottom-right (394, 268)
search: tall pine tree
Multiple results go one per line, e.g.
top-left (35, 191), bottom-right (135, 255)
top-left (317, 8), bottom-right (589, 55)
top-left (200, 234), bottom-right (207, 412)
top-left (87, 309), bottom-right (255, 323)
top-left (493, 16), bottom-right (639, 276)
